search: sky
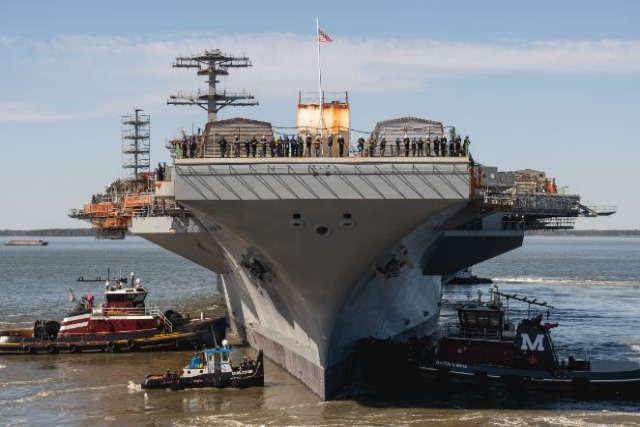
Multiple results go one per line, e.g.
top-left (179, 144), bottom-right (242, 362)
top-left (0, 1), bottom-right (638, 230)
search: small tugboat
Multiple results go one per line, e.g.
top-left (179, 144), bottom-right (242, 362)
top-left (0, 272), bottom-right (225, 354)
top-left (446, 267), bottom-right (493, 285)
top-left (141, 340), bottom-right (264, 390)
top-left (419, 286), bottom-right (640, 397)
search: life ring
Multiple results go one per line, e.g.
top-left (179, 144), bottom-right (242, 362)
top-left (45, 344), bottom-right (55, 354)
top-left (23, 344), bottom-right (32, 354)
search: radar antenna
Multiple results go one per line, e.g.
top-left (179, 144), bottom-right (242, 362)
top-left (168, 49), bottom-right (259, 123)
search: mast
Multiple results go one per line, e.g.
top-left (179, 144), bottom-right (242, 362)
top-left (168, 49), bottom-right (259, 123)
top-left (317, 17), bottom-right (324, 135)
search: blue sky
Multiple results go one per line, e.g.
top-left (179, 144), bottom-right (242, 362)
top-left (1, 1), bottom-right (638, 230)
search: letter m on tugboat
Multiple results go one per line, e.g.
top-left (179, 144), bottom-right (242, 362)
top-left (519, 333), bottom-right (545, 351)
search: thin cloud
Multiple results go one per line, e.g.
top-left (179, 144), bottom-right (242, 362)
top-left (2, 33), bottom-right (640, 121)
top-left (0, 102), bottom-right (101, 121)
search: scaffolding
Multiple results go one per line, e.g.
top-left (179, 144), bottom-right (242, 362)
top-left (121, 109), bottom-right (150, 180)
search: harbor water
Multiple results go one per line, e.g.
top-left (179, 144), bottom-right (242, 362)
top-left (1, 235), bottom-right (640, 426)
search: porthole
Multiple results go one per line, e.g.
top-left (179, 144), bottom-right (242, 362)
top-left (315, 224), bottom-right (331, 236)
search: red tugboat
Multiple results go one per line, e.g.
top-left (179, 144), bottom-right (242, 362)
top-left (141, 340), bottom-right (264, 390)
top-left (0, 273), bottom-right (225, 354)
top-left (419, 287), bottom-right (640, 398)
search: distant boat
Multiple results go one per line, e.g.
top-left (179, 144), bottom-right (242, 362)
top-left (446, 267), bottom-right (493, 285)
top-left (4, 239), bottom-right (49, 246)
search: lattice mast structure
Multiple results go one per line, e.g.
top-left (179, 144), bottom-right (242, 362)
top-left (167, 49), bottom-right (259, 123)
top-left (121, 109), bottom-right (150, 180)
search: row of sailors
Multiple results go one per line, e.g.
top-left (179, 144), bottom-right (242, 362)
top-left (219, 134), bottom-right (348, 158)
top-left (217, 134), bottom-right (471, 158)
top-left (356, 135), bottom-right (471, 157)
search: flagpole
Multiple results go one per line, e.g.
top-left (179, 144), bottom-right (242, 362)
top-left (317, 16), bottom-right (324, 142)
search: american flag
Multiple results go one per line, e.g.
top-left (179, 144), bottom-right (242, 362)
top-left (318, 29), bottom-right (332, 43)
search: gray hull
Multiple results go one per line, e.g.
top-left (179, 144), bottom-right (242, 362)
top-left (132, 158), bottom-right (523, 399)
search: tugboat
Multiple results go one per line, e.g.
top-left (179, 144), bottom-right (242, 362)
top-left (0, 272), bottom-right (225, 354)
top-left (419, 287), bottom-right (640, 397)
top-left (141, 340), bottom-right (264, 390)
top-left (445, 267), bottom-right (493, 285)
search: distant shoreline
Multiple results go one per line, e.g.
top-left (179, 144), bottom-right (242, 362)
top-left (1, 229), bottom-right (112, 237)
top-left (1, 229), bottom-right (638, 237)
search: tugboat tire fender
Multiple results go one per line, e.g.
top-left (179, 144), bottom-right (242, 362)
top-left (45, 344), bottom-right (55, 354)
top-left (67, 343), bottom-right (78, 353)
top-left (23, 344), bottom-right (32, 354)
top-left (107, 341), bottom-right (115, 352)
top-left (126, 339), bottom-right (138, 350)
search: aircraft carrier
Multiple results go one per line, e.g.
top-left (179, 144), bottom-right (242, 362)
top-left (98, 49), bottom-right (613, 399)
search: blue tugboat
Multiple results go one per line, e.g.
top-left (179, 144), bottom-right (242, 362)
top-left (141, 340), bottom-right (264, 390)
top-left (419, 287), bottom-right (640, 397)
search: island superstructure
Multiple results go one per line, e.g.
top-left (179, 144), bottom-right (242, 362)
top-left (73, 49), bottom-right (615, 399)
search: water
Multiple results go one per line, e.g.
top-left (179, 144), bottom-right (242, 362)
top-left (1, 235), bottom-right (640, 426)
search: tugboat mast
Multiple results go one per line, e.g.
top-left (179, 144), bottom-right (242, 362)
top-left (167, 49), bottom-right (259, 123)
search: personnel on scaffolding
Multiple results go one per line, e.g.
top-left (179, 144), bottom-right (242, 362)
top-left (417, 137), bottom-right (424, 157)
top-left (337, 133), bottom-right (344, 157)
top-left (297, 135), bottom-right (304, 157)
top-left (433, 136), bottom-right (440, 157)
top-left (244, 137), bottom-right (251, 158)
top-left (327, 134), bottom-right (334, 157)
top-left (425, 136), bottom-right (432, 156)
top-left (546, 178), bottom-right (557, 194)
top-left (440, 136), bottom-right (448, 157)
top-left (395, 137), bottom-right (401, 156)
top-left (411, 137), bottom-right (417, 157)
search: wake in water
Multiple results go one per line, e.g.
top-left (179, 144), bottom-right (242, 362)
top-left (493, 276), bottom-right (639, 287)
